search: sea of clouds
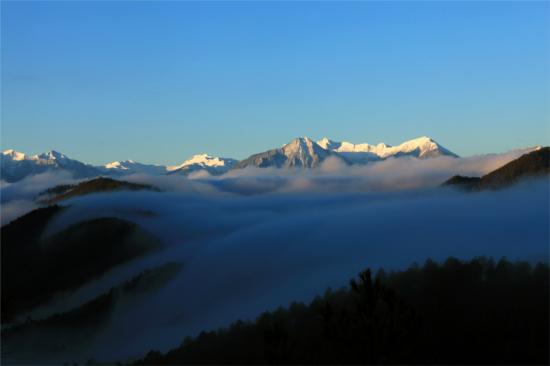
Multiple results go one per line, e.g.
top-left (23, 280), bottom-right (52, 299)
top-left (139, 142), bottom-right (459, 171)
top-left (1, 147), bottom-right (549, 362)
top-left (28, 178), bottom-right (549, 362)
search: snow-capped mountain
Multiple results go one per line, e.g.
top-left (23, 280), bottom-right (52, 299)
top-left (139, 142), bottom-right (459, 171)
top-left (2, 149), bottom-right (27, 161)
top-left (1, 149), bottom-right (238, 182)
top-left (233, 136), bottom-right (457, 170)
top-left (235, 137), bottom-right (339, 169)
top-left (317, 136), bottom-right (458, 163)
top-left (0, 137), bottom-right (458, 181)
top-left (168, 154), bottom-right (238, 175)
top-left (101, 160), bottom-right (168, 175)
top-left (1, 149), bottom-right (101, 183)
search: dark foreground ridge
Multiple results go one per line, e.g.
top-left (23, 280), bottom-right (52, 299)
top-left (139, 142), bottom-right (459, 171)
top-left (39, 177), bottom-right (159, 203)
top-left (137, 257), bottom-right (549, 365)
top-left (1, 205), bottom-right (161, 323)
top-left (2, 262), bottom-right (183, 364)
top-left (443, 147), bottom-right (550, 191)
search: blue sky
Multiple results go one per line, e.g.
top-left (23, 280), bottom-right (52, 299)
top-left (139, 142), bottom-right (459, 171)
top-left (2, 1), bottom-right (549, 165)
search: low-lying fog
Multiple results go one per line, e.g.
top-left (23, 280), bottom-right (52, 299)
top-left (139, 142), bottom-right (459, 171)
top-left (2, 148), bottom-right (549, 362)
top-left (0, 147), bottom-right (537, 225)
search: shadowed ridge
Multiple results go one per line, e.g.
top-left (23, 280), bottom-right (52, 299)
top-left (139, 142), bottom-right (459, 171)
top-left (1, 209), bottom-right (161, 323)
top-left (479, 146), bottom-right (549, 189)
top-left (39, 176), bottom-right (159, 203)
top-left (443, 147), bottom-right (549, 190)
top-left (442, 175), bottom-right (481, 191)
top-left (2, 262), bottom-right (183, 364)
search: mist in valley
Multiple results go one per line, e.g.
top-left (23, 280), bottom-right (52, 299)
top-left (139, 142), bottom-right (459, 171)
top-left (3, 185), bottom-right (547, 361)
top-left (1, 150), bottom-right (548, 363)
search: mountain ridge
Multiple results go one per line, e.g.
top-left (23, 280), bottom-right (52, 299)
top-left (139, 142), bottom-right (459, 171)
top-left (234, 137), bottom-right (339, 169)
top-left (234, 136), bottom-right (457, 169)
top-left (443, 147), bottom-right (549, 191)
top-left (0, 136), bottom-right (511, 182)
top-left (167, 153), bottom-right (238, 175)
top-left (317, 136), bottom-right (458, 163)
top-left (1, 149), bottom-right (101, 183)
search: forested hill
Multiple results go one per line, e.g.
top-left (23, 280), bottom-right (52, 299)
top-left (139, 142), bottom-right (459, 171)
top-left (444, 147), bottom-right (549, 191)
top-left (39, 177), bottom-right (158, 203)
top-left (137, 257), bottom-right (549, 365)
top-left (1, 205), bottom-right (160, 323)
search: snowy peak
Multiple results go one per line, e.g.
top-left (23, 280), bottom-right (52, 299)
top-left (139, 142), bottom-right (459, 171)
top-left (102, 154), bottom-right (237, 176)
top-left (105, 161), bottom-right (133, 170)
top-left (2, 149), bottom-right (27, 161)
top-left (394, 136), bottom-right (443, 156)
top-left (317, 137), bottom-right (340, 151)
top-left (389, 136), bottom-right (457, 158)
top-left (168, 154), bottom-right (238, 175)
top-left (316, 136), bottom-right (457, 160)
top-left (283, 137), bottom-right (327, 156)
top-left (1, 149), bottom-right (101, 183)
top-left (2, 149), bottom-right (72, 163)
top-left (101, 160), bottom-right (168, 175)
top-left (282, 137), bottom-right (332, 166)
top-left (174, 154), bottom-right (234, 169)
top-left (37, 150), bottom-right (69, 161)
top-left (236, 136), bottom-right (337, 169)
top-left (1, 136), bottom-right (458, 181)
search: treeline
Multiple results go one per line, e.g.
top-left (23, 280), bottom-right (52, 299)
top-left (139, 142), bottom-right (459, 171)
top-left (138, 257), bottom-right (549, 365)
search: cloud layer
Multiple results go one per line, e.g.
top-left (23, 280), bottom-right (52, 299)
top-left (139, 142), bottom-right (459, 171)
top-left (0, 171), bottom-right (78, 225)
top-left (2, 147), bottom-right (548, 363)
top-left (116, 147), bottom-right (537, 196)
top-left (26, 178), bottom-right (550, 362)
top-left (1, 147), bottom-right (537, 226)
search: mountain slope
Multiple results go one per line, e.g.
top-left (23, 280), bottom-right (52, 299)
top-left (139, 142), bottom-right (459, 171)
top-left (235, 137), bottom-right (338, 169)
top-left (443, 147), bottom-right (549, 190)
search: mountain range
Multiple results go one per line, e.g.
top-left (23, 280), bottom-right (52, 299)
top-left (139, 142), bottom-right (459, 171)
top-left (36, 146), bottom-right (550, 205)
top-left (2, 136), bottom-right (458, 182)
top-left (1, 150), bottom-right (101, 183)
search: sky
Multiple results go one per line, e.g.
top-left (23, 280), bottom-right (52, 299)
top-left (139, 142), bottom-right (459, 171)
top-left (1, 1), bottom-right (549, 165)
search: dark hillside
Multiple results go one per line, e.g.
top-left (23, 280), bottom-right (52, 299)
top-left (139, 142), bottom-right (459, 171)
top-left (2, 263), bottom-right (183, 364)
top-left (443, 147), bottom-right (549, 190)
top-left (1, 208), bottom-right (160, 323)
top-left (479, 147), bottom-right (549, 189)
top-left (442, 175), bottom-right (480, 191)
top-left (39, 177), bottom-right (158, 203)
